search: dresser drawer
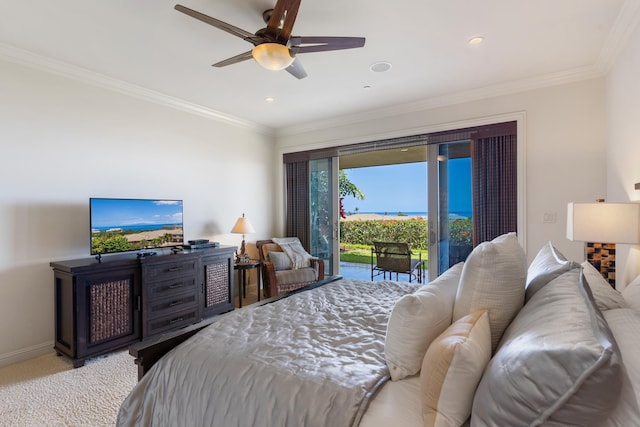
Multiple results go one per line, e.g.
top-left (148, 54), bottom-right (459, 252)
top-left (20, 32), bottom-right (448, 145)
top-left (145, 276), bottom-right (198, 301)
top-left (142, 257), bottom-right (199, 282)
top-left (147, 293), bottom-right (198, 319)
top-left (145, 307), bottom-right (200, 336)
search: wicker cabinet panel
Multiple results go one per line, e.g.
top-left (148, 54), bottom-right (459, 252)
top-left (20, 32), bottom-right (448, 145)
top-left (202, 253), bottom-right (234, 317)
top-left (88, 278), bottom-right (133, 343)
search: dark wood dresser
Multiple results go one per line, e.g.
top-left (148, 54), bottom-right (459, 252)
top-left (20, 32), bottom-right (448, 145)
top-left (50, 246), bottom-right (235, 367)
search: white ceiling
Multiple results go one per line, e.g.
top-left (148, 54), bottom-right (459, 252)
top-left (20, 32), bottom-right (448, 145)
top-left (0, 0), bottom-right (637, 131)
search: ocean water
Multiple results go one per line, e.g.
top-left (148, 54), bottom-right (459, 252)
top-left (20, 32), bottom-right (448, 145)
top-left (353, 211), bottom-right (471, 219)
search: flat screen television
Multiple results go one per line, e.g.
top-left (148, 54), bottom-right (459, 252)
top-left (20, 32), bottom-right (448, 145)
top-left (90, 198), bottom-right (184, 256)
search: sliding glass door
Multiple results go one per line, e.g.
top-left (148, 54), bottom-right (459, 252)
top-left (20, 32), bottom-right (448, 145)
top-left (309, 157), bottom-right (340, 276)
top-left (427, 141), bottom-right (473, 281)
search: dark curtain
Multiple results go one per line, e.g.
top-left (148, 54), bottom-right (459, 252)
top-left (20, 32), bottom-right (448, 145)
top-left (285, 161), bottom-right (311, 249)
top-left (472, 134), bottom-right (518, 245)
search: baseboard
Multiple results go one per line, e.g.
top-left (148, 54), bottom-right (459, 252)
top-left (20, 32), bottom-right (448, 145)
top-left (0, 341), bottom-right (55, 369)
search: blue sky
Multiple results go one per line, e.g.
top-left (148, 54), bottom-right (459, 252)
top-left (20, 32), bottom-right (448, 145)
top-left (341, 160), bottom-right (472, 214)
top-left (91, 199), bottom-right (183, 227)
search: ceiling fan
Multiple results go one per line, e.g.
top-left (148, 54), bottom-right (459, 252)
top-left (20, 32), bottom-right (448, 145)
top-left (175, 1), bottom-right (365, 79)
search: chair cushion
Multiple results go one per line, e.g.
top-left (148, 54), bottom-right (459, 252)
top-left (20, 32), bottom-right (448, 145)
top-left (420, 310), bottom-right (491, 427)
top-left (525, 241), bottom-right (579, 301)
top-left (275, 268), bottom-right (317, 286)
top-left (385, 263), bottom-right (463, 381)
top-left (453, 232), bottom-right (526, 352)
top-left (471, 269), bottom-right (623, 426)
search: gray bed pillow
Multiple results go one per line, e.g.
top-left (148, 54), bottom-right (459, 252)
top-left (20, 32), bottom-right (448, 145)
top-left (471, 268), bottom-right (623, 426)
top-left (525, 241), bottom-right (579, 301)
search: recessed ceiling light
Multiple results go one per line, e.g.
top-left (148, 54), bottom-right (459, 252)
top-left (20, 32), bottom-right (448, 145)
top-left (468, 36), bottom-right (484, 45)
top-left (363, 85), bottom-right (372, 90)
top-left (264, 96), bottom-right (275, 103)
top-left (400, 148), bottom-right (409, 152)
top-left (370, 61), bottom-right (392, 73)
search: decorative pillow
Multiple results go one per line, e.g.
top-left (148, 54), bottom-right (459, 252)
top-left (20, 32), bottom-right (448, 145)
top-left (471, 269), bottom-right (623, 426)
top-left (385, 263), bottom-right (463, 381)
top-left (272, 237), bottom-right (312, 269)
top-left (268, 251), bottom-right (293, 271)
top-left (602, 308), bottom-right (640, 426)
top-left (581, 261), bottom-right (628, 311)
top-left (525, 241), bottom-right (579, 301)
top-left (622, 275), bottom-right (640, 312)
top-left (452, 232), bottom-right (526, 352)
top-left (420, 310), bottom-right (491, 427)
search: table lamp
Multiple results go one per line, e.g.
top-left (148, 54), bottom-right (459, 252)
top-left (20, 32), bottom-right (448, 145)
top-left (231, 213), bottom-right (255, 258)
top-left (567, 201), bottom-right (640, 287)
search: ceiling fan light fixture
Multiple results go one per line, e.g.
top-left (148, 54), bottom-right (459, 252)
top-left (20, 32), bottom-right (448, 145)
top-left (252, 43), bottom-right (295, 71)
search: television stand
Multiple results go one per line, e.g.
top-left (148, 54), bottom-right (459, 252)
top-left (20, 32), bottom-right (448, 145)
top-left (50, 246), bottom-right (236, 368)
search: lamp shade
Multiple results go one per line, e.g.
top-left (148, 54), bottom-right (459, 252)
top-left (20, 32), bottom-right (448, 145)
top-left (231, 214), bottom-right (255, 235)
top-left (567, 202), bottom-right (640, 244)
top-left (252, 43), bottom-right (295, 71)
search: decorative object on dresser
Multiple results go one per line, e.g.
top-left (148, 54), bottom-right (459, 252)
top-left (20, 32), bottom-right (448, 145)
top-left (230, 213), bottom-right (255, 262)
top-left (50, 245), bottom-right (235, 368)
top-left (566, 200), bottom-right (640, 287)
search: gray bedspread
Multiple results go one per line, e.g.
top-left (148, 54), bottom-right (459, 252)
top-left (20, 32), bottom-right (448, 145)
top-left (117, 278), bottom-right (418, 427)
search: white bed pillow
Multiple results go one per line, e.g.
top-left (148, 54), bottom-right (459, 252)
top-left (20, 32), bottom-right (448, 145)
top-left (622, 275), bottom-right (640, 312)
top-left (453, 232), bottom-right (526, 352)
top-left (602, 308), bottom-right (640, 426)
top-left (385, 263), bottom-right (463, 381)
top-left (420, 310), bottom-right (491, 427)
top-left (581, 261), bottom-right (627, 311)
top-left (525, 241), bottom-right (579, 301)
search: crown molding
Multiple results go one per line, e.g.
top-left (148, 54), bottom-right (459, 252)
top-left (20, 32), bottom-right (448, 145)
top-left (277, 65), bottom-right (602, 138)
top-left (597, 0), bottom-right (640, 73)
top-left (0, 42), bottom-right (274, 136)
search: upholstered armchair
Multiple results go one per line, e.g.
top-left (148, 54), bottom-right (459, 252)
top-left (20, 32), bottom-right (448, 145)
top-left (257, 239), bottom-right (325, 298)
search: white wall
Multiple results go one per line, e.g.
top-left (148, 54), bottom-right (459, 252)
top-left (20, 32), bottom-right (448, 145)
top-left (606, 21), bottom-right (640, 288)
top-left (0, 59), bottom-right (276, 366)
top-left (276, 78), bottom-right (608, 266)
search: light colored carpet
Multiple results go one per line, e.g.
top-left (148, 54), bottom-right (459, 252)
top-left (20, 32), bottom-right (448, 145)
top-left (0, 350), bottom-right (137, 426)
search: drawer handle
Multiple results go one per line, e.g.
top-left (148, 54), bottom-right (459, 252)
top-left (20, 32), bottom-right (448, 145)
top-left (168, 283), bottom-right (183, 289)
top-left (168, 300), bottom-right (184, 307)
top-left (167, 266), bottom-right (184, 272)
top-left (169, 316), bottom-right (184, 325)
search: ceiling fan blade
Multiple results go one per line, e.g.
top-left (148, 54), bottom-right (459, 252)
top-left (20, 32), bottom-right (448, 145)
top-left (175, 4), bottom-right (263, 45)
top-left (289, 36), bottom-right (366, 54)
top-left (285, 58), bottom-right (307, 79)
top-left (266, 0), bottom-right (301, 42)
top-left (212, 51), bottom-right (254, 68)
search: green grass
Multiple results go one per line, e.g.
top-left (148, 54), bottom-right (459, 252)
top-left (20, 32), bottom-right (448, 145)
top-left (340, 243), bottom-right (429, 268)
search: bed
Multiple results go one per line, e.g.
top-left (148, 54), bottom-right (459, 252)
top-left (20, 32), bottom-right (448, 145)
top-left (118, 233), bottom-right (640, 426)
top-left (117, 278), bottom-right (424, 427)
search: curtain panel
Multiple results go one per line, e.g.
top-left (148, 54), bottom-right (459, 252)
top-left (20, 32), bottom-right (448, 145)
top-left (285, 161), bottom-right (311, 249)
top-left (472, 134), bottom-right (518, 245)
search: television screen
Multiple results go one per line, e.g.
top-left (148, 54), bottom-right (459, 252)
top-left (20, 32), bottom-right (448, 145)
top-left (90, 198), bottom-right (184, 255)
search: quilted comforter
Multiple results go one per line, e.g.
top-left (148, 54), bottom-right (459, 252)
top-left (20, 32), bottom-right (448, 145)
top-left (117, 278), bottom-right (418, 427)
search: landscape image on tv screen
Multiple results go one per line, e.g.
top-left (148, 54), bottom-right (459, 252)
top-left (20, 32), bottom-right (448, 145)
top-left (90, 198), bottom-right (184, 255)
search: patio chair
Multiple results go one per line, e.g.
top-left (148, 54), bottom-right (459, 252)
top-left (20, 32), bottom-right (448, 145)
top-left (371, 241), bottom-right (423, 283)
